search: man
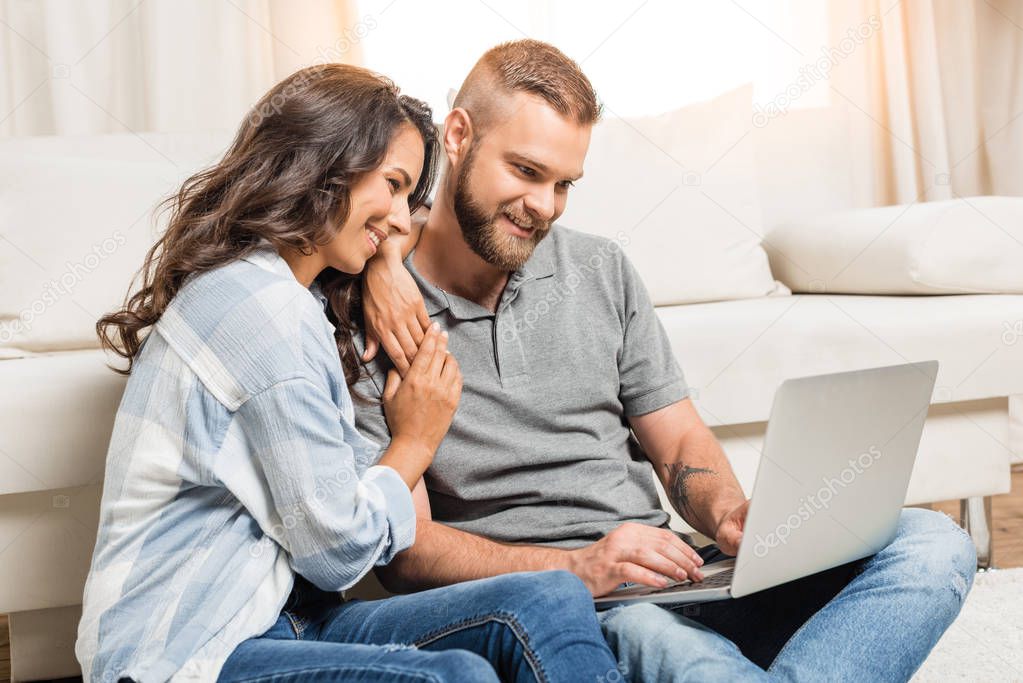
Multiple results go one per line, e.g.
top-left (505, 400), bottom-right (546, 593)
top-left (352, 39), bottom-right (975, 681)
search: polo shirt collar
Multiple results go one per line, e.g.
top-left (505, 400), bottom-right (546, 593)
top-left (406, 229), bottom-right (558, 320)
top-left (516, 229), bottom-right (557, 281)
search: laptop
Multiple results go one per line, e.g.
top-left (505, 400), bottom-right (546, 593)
top-left (594, 360), bottom-right (939, 608)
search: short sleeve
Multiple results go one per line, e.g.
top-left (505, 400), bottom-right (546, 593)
top-left (617, 252), bottom-right (691, 416)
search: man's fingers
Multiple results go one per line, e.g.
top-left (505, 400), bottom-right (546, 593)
top-left (643, 528), bottom-right (704, 567)
top-left (631, 549), bottom-right (695, 583)
top-left (618, 563), bottom-right (670, 589)
top-left (717, 527), bottom-right (743, 556)
top-left (651, 543), bottom-right (704, 581)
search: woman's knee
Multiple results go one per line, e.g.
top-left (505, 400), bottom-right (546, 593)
top-left (534, 569), bottom-right (593, 604)
top-left (479, 570), bottom-right (593, 620)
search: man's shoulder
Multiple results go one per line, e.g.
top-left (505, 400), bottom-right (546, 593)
top-left (544, 224), bottom-right (634, 293)
top-left (548, 223), bottom-right (628, 257)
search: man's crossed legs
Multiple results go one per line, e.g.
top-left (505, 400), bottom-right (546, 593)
top-left (600, 509), bottom-right (976, 682)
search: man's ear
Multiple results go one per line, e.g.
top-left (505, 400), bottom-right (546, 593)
top-left (443, 108), bottom-right (473, 167)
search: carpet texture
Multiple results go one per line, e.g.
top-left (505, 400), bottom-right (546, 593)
top-left (912, 567), bottom-right (1023, 681)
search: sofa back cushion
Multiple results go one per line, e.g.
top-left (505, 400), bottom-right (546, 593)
top-left (0, 132), bottom-right (229, 353)
top-left (764, 196), bottom-right (1023, 295)
top-left (558, 85), bottom-right (787, 305)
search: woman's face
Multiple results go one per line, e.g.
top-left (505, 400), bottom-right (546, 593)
top-left (326, 124), bottom-right (426, 275)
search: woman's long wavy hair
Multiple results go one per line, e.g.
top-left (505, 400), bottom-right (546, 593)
top-left (97, 64), bottom-right (438, 385)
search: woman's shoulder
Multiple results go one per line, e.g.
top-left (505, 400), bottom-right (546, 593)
top-left (153, 254), bottom-right (336, 410)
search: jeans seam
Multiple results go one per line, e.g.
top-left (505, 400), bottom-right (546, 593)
top-left (413, 611), bottom-right (548, 683)
top-left (225, 663), bottom-right (444, 683)
top-left (283, 610), bottom-right (305, 640)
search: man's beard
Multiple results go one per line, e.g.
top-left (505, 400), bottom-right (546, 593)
top-left (452, 148), bottom-right (550, 271)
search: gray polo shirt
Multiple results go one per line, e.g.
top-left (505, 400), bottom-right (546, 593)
top-left (353, 225), bottom-right (690, 549)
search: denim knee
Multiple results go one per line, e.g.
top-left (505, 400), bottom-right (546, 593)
top-left (534, 569), bottom-right (593, 604)
top-left (489, 570), bottom-right (593, 617)
top-left (893, 508), bottom-right (976, 604)
top-left (425, 649), bottom-right (499, 682)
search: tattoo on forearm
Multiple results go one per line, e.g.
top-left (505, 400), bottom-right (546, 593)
top-left (663, 463), bottom-right (717, 518)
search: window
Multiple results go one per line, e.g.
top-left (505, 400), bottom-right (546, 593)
top-left (356, 0), bottom-right (830, 119)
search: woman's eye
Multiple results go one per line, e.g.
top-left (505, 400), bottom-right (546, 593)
top-left (388, 178), bottom-right (401, 192)
top-left (558, 180), bottom-right (575, 190)
top-left (517, 165), bottom-right (536, 178)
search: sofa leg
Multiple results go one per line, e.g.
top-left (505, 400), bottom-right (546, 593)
top-left (960, 496), bottom-right (994, 570)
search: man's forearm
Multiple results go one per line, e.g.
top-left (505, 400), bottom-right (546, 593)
top-left (661, 426), bottom-right (747, 539)
top-left (376, 518), bottom-right (569, 593)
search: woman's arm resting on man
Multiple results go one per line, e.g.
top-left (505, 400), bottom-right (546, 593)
top-left (361, 206), bottom-right (431, 373)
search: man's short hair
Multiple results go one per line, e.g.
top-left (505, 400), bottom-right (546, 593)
top-left (453, 39), bottom-right (601, 136)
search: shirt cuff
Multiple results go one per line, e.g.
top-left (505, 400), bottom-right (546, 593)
top-left (363, 465), bottom-right (417, 559)
top-left (623, 379), bottom-right (691, 417)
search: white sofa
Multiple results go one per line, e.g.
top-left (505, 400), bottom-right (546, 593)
top-left (1, 124), bottom-right (1021, 680)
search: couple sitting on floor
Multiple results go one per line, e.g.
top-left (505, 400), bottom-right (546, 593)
top-left (76, 38), bottom-right (974, 683)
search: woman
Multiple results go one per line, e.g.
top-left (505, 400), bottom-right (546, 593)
top-left (74, 64), bottom-right (618, 683)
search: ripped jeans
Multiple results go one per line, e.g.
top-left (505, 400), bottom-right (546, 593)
top-left (217, 570), bottom-right (618, 683)
top-left (599, 508), bottom-right (977, 682)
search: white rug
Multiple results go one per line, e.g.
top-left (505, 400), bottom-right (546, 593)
top-left (912, 567), bottom-right (1023, 682)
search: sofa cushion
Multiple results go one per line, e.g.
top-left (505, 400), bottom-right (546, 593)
top-left (0, 132), bottom-right (228, 353)
top-left (559, 85), bottom-right (788, 306)
top-left (658, 293), bottom-right (1023, 426)
top-left (0, 349), bottom-right (126, 496)
top-left (764, 196), bottom-right (1023, 295)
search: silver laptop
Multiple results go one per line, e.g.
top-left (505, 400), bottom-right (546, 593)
top-left (595, 360), bottom-right (939, 608)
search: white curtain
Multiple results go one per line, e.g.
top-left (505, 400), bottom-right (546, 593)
top-left (0, 0), bottom-right (362, 137)
top-left (830, 0), bottom-right (1023, 205)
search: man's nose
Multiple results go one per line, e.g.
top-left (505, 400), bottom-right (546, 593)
top-left (524, 185), bottom-right (556, 223)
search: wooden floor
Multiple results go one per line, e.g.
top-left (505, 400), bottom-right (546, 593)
top-left (0, 466), bottom-right (1020, 682)
top-left (0, 614), bottom-right (7, 683)
top-left (933, 467), bottom-right (1023, 569)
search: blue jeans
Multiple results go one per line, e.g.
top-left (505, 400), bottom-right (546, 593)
top-left (217, 569), bottom-right (618, 682)
top-left (599, 509), bottom-right (976, 682)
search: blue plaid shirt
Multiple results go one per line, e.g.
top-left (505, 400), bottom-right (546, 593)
top-left (75, 244), bottom-right (415, 682)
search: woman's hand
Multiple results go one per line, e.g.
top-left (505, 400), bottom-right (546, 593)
top-left (361, 210), bottom-right (431, 376)
top-left (378, 324), bottom-right (462, 486)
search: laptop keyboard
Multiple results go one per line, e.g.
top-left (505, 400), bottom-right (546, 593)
top-left (650, 566), bottom-right (734, 594)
